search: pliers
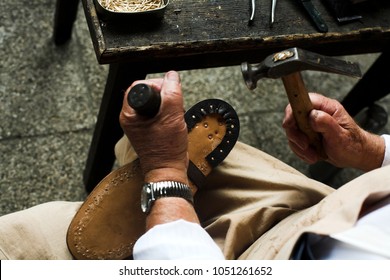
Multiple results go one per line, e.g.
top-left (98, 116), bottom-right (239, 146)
top-left (248, 0), bottom-right (278, 27)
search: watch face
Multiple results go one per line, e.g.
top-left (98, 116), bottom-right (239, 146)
top-left (141, 183), bottom-right (152, 213)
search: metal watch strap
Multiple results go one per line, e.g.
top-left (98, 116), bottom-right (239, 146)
top-left (150, 181), bottom-right (194, 204)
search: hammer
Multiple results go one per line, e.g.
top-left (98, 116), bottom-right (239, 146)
top-left (241, 47), bottom-right (361, 159)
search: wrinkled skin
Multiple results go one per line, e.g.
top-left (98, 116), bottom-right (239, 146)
top-left (282, 93), bottom-right (385, 172)
top-left (119, 71), bottom-right (199, 230)
top-left (119, 71), bottom-right (189, 183)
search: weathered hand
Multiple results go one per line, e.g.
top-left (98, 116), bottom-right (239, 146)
top-left (119, 71), bottom-right (189, 183)
top-left (120, 71), bottom-right (201, 229)
top-left (282, 93), bottom-right (384, 171)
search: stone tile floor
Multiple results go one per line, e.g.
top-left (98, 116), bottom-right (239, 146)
top-left (1, 1), bottom-right (389, 215)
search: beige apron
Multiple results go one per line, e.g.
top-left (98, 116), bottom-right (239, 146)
top-left (1, 138), bottom-right (388, 260)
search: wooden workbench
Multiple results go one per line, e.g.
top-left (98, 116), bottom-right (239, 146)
top-left (76, 0), bottom-right (390, 191)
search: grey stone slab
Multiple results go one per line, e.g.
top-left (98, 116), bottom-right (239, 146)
top-left (0, 1), bottom-right (98, 140)
top-left (0, 0), bottom-right (389, 220)
top-left (177, 66), bottom-right (289, 115)
top-left (0, 132), bottom-right (90, 215)
top-left (235, 114), bottom-right (261, 149)
top-left (249, 112), bottom-right (310, 174)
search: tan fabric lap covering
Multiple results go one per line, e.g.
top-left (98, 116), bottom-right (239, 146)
top-left (66, 109), bottom-right (235, 259)
top-left (1, 137), bottom-right (390, 259)
top-left (0, 201), bottom-right (82, 260)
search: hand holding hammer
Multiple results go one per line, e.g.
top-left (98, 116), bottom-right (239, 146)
top-left (241, 48), bottom-right (361, 159)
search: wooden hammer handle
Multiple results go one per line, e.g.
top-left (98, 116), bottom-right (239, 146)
top-left (282, 72), bottom-right (327, 159)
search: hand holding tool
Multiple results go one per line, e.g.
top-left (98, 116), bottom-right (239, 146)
top-left (241, 47), bottom-right (361, 159)
top-left (127, 83), bottom-right (161, 117)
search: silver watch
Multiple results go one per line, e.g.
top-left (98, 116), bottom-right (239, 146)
top-left (141, 181), bottom-right (194, 213)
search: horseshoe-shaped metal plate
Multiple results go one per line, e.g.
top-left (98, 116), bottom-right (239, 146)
top-left (185, 99), bottom-right (240, 168)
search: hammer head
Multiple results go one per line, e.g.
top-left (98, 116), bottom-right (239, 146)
top-left (241, 47), bottom-right (362, 90)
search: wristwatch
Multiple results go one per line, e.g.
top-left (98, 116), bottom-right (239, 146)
top-left (141, 181), bottom-right (194, 213)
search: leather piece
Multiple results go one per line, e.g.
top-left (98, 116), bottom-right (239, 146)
top-left (67, 99), bottom-right (240, 259)
top-left (67, 161), bottom-right (144, 259)
top-left (185, 99), bottom-right (240, 169)
top-left (188, 161), bottom-right (206, 189)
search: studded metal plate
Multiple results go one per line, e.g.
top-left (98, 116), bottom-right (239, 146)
top-left (185, 99), bottom-right (240, 168)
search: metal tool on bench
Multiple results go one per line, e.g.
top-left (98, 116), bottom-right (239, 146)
top-left (299, 0), bottom-right (328, 32)
top-left (248, 0), bottom-right (256, 25)
top-left (241, 47), bottom-right (362, 158)
top-left (249, 0), bottom-right (327, 32)
top-left (249, 0), bottom-right (277, 26)
top-left (322, 0), bottom-right (362, 23)
top-left (270, 0), bottom-right (277, 26)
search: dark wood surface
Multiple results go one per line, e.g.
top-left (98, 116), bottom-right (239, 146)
top-left (82, 0), bottom-right (390, 68)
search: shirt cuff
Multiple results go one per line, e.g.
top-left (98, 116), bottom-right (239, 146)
top-left (381, 134), bottom-right (390, 167)
top-left (133, 219), bottom-right (225, 260)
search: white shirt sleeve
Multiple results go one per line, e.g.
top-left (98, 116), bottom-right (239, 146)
top-left (310, 201), bottom-right (390, 260)
top-left (381, 134), bottom-right (390, 167)
top-left (133, 219), bottom-right (225, 260)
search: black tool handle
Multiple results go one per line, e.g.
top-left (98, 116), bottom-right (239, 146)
top-left (127, 84), bottom-right (161, 117)
top-left (300, 0), bottom-right (328, 33)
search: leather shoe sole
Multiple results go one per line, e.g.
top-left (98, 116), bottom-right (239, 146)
top-left (66, 99), bottom-right (239, 259)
